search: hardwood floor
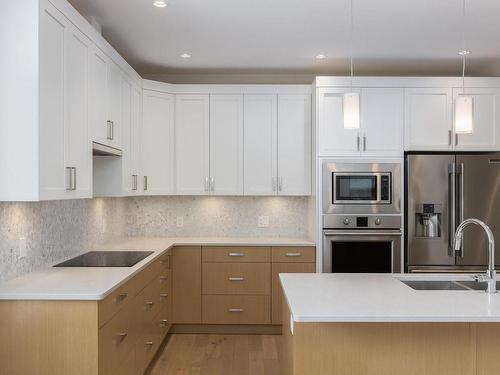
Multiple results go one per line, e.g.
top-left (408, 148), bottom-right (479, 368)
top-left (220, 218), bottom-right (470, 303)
top-left (149, 334), bottom-right (282, 375)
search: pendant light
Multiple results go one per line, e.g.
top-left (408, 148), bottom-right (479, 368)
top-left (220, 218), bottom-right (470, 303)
top-left (343, 0), bottom-right (360, 130)
top-left (454, 0), bottom-right (473, 134)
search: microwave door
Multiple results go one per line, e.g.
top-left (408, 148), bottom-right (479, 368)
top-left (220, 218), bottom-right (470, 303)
top-left (407, 154), bottom-right (455, 267)
top-left (455, 154), bottom-right (500, 267)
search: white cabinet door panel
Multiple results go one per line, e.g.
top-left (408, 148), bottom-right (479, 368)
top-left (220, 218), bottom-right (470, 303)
top-left (130, 85), bottom-right (143, 194)
top-left (107, 63), bottom-right (122, 148)
top-left (405, 88), bottom-right (453, 151)
top-left (209, 95), bottom-right (244, 195)
top-left (361, 88), bottom-right (404, 157)
top-left (121, 79), bottom-right (132, 193)
top-left (142, 90), bottom-right (175, 195)
top-left (89, 48), bottom-right (108, 145)
top-left (243, 95), bottom-right (278, 195)
top-left (454, 88), bottom-right (500, 151)
top-left (318, 88), bottom-right (361, 157)
top-left (278, 94), bottom-right (311, 195)
top-left (175, 94), bottom-right (210, 195)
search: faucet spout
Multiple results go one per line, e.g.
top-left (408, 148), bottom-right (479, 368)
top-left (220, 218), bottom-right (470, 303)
top-left (454, 218), bottom-right (496, 294)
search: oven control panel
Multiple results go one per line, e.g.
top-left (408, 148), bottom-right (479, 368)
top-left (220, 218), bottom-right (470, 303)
top-left (323, 214), bottom-right (402, 229)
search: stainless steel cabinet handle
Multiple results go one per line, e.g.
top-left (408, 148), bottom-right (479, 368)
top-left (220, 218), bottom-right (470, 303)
top-left (144, 342), bottom-right (154, 350)
top-left (272, 177), bottom-right (277, 192)
top-left (159, 276), bottom-right (168, 282)
top-left (110, 121), bottom-right (114, 140)
top-left (228, 277), bottom-right (244, 281)
top-left (204, 177), bottom-right (209, 192)
top-left (132, 175), bottom-right (137, 191)
top-left (66, 167), bottom-right (72, 191)
top-left (286, 253), bottom-right (302, 257)
top-left (357, 134), bottom-right (360, 151)
top-left (144, 301), bottom-right (154, 310)
top-left (278, 177), bottom-right (283, 192)
top-left (455, 133), bottom-right (459, 146)
top-left (228, 252), bottom-right (244, 257)
top-left (160, 319), bottom-right (168, 327)
top-left (448, 130), bottom-right (453, 146)
top-left (71, 167), bottom-right (76, 190)
top-left (113, 332), bottom-right (128, 345)
top-left (228, 308), bottom-right (244, 312)
top-left (210, 177), bottom-right (215, 192)
top-left (448, 163), bottom-right (457, 256)
top-left (143, 176), bottom-right (148, 191)
top-left (363, 135), bottom-right (366, 151)
top-left (114, 292), bottom-right (128, 304)
top-left (160, 293), bottom-right (168, 298)
top-left (457, 163), bottom-right (464, 257)
top-left (107, 120), bottom-right (112, 140)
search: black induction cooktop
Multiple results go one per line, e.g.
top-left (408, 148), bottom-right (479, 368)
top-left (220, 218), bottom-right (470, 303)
top-left (54, 251), bottom-right (154, 267)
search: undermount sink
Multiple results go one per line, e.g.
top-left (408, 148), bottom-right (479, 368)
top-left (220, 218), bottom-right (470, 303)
top-left (401, 280), bottom-right (468, 291)
top-left (400, 279), bottom-right (500, 291)
top-left (54, 251), bottom-right (154, 267)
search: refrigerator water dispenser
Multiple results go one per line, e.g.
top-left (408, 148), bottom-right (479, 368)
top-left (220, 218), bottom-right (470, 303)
top-left (415, 204), bottom-right (442, 238)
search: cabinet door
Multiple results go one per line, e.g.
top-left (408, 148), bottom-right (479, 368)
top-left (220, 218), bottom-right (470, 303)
top-left (361, 88), bottom-right (404, 157)
top-left (317, 88), bottom-right (361, 157)
top-left (107, 63), bottom-right (122, 148)
top-left (142, 90), bottom-right (175, 195)
top-left (277, 94), bottom-right (311, 195)
top-left (453, 88), bottom-right (500, 151)
top-left (130, 85), bottom-right (143, 194)
top-left (39, 1), bottom-right (67, 200)
top-left (65, 24), bottom-right (92, 198)
top-left (244, 95), bottom-right (278, 195)
top-left (209, 95), bottom-right (244, 195)
top-left (89, 47), bottom-right (108, 144)
top-left (175, 94), bottom-right (210, 195)
top-left (172, 247), bottom-right (202, 324)
top-left (405, 88), bottom-right (453, 151)
top-left (121, 79), bottom-right (132, 194)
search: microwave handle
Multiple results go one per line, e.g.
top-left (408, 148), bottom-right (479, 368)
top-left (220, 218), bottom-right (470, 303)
top-left (323, 230), bottom-right (402, 236)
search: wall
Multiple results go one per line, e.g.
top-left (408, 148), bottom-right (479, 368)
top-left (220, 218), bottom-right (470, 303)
top-left (0, 196), bottom-right (311, 281)
top-left (0, 198), bottom-right (127, 282)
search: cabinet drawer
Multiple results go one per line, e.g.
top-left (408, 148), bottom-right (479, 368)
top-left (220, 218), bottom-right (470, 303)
top-left (157, 251), bottom-right (171, 269)
top-left (202, 295), bottom-right (271, 324)
top-left (202, 246), bottom-right (270, 262)
top-left (98, 305), bottom-right (136, 375)
top-left (202, 263), bottom-right (271, 295)
top-left (157, 304), bottom-right (171, 341)
top-left (272, 246), bottom-right (316, 263)
top-left (133, 278), bottom-right (162, 328)
top-left (135, 320), bottom-right (161, 375)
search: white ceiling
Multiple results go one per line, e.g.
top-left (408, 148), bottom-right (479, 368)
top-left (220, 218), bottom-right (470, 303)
top-left (68, 0), bottom-right (500, 77)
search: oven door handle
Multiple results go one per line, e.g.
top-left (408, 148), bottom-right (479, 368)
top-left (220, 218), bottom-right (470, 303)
top-left (323, 230), bottom-right (402, 236)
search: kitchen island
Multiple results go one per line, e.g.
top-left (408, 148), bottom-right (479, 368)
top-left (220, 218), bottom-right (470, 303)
top-left (280, 273), bottom-right (500, 375)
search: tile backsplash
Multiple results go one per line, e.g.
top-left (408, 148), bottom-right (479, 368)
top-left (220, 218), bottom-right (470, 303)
top-left (0, 196), bottom-right (311, 281)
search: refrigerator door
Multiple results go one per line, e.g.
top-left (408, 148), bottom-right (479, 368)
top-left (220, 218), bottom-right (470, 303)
top-left (455, 153), bottom-right (500, 266)
top-left (407, 154), bottom-right (456, 266)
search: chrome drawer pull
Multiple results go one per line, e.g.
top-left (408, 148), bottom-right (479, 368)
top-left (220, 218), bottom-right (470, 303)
top-left (286, 253), bottom-right (302, 257)
top-left (114, 292), bottom-right (128, 304)
top-left (228, 308), bottom-right (244, 312)
top-left (160, 293), bottom-right (168, 298)
top-left (144, 342), bottom-right (154, 351)
top-left (159, 276), bottom-right (168, 282)
top-left (228, 277), bottom-right (244, 281)
top-left (113, 332), bottom-right (128, 345)
top-left (228, 252), bottom-right (245, 257)
top-left (160, 319), bottom-right (168, 327)
top-left (144, 301), bottom-right (154, 310)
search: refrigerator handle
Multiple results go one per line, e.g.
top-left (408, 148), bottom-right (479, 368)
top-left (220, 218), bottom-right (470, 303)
top-left (457, 163), bottom-right (464, 257)
top-left (448, 163), bottom-right (457, 256)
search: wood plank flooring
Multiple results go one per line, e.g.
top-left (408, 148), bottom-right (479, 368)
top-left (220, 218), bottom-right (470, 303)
top-left (149, 334), bottom-right (282, 375)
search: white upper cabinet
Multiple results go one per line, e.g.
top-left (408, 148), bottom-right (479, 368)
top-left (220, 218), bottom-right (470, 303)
top-left (39, 0), bottom-right (91, 200)
top-left (360, 88), bottom-right (404, 157)
top-left (244, 95), bottom-right (278, 195)
top-left (209, 95), bottom-right (244, 195)
top-left (121, 79), bottom-right (133, 193)
top-left (89, 47), bottom-right (109, 146)
top-left (175, 94), bottom-right (210, 195)
top-left (453, 88), bottom-right (500, 151)
top-left (142, 90), bottom-right (175, 195)
top-left (318, 88), bottom-right (361, 157)
top-left (106, 63), bottom-right (123, 149)
top-left (404, 88), bottom-right (453, 151)
top-left (129, 85), bottom-right (143, 194)
top-left (277, 95), bottom-right (311, 195)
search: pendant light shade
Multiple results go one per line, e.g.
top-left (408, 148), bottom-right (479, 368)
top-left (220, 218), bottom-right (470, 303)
top-left (455, 95), bottom-right (473, 134)
top-left (343, 92), bottom-right (360, 130)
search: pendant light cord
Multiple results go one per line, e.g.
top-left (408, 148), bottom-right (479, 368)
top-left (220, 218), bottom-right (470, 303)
top-left (349, 0), bottom-right (354, 89)
top-left (462, 53), bottom-right (466, 91)
top-left (460, 0), bottom-right (467, 93)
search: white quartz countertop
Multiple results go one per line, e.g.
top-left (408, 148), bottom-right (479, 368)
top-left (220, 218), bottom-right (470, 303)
top-left (280, 273), bottom-right (500, 323)
top-left (0, 237), bottom-right (314, 301)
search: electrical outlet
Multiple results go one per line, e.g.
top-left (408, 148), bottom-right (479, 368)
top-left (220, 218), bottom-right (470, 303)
top-left (258, 215), bottom-right (269, 228)
top-left (176, 216), bottom-right (184, 228)
top-left (19, 237), bottom-right (27, 259)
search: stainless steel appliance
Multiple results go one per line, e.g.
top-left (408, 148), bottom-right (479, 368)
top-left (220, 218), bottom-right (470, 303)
top-left (322, 161), bottom-right (401, 214)
top-left (54, 251), bottom-right (153, 267)
top-left (406, 153), bottom-right (500, 272)
top-left (322, 161), bottom-right (403, 273)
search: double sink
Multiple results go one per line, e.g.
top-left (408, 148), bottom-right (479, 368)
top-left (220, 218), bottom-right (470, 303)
top-left (400, 279), bottom-right (498, 291)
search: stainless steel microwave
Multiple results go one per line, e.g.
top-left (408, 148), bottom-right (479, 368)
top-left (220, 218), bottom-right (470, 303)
top-left (322, 161), bottom-right (401, 215)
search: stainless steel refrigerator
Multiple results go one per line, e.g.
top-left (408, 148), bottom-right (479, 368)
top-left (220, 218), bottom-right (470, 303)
top-left (406, 153), bottom-right (500, 272)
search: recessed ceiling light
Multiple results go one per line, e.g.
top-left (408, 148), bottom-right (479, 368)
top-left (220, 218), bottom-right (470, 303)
top-left (153, 1), bottom-right (167, 8)
top-left (315, 54), bottom-right (326, 60)
top-left (180, 53), bottom-right (191, 59)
